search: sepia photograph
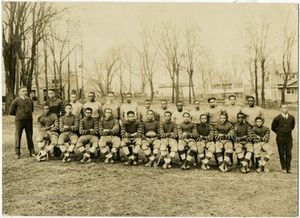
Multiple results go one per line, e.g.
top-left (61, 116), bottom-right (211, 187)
top-left (2, 1), bottom-right (298, 216)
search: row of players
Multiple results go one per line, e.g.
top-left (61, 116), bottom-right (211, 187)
top-left (37, 101), bottom-right (271, 173)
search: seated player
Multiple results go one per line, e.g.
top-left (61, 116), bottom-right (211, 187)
top-left (36, 104), bottom-right (59, 161)
top-left (98, 108), bottom-right (121, 164)
top-left (120, 111), bottom-right (143, 166)
top-left (252, 116), bottom-right (273, 173)
top-left (139, 99), bottom-right (158, 122)
top-left (214, 113), bottom-right (235, 172)
top-left (58, 104), bottom-right (79, 163)
top-left (159, 111), bottom-right (178, 169)
top-left (196, 114), bottom-right (215, 170)
top-left (76, 107), bottom-right (99, 163)
top-left (142, 109), bottom-right (161, 167)
top-left (177, 112), bottom-right (198, 170)
top-left (234, 112), bottom-right (253, 173)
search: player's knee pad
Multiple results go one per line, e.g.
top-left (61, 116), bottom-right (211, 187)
top-left (37, 141), bottom-right (45, 149)
top-left (133, 145), bottom-right (140, 154)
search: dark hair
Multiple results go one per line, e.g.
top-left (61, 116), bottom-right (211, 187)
top-left (88, 92), bottom-right (95, 96)
top-left (104, 108), bottom-right (112, 113)
top-left (125, 92), bottom-right (133, 97)
top-left (207, 97), bottom-right (216, 102)
top-left (182, 112), bottom-right (190, 117)
top-left (71, 89), bottom-right (77, 95)
top-left (237, 112), bottom-right (245, 118)
top-left (19, 86), bottom-right (27, 91)
top-left (220, 112), bottom-right (228, 119)
top-left (176, 100), bottom-right (183, 105)
top-left (145, 99), bottom-right (151, 102)
top-left (200, 113), bottom-right (207, 119)
top-left (107, 91), bottom-right (114, 95)
top-left (127, 110), bottom-right (135, 116)
top-left (228, 95), bottom-right (236, 100)
top-left (164, 111), bottom-right (172, 116)
top-left (161, 99), bottom-right (168, 103)
top-left (65, 103), bottom-right (72, 108)
top-left (247, 96), bottom-right (255, 101)
top-left (85, 107), bottom-right (93, 112)
top-left (146, 109), bottom-right (154, 115)
top-left (194, 100), bottom-right (200, 104)
top-left (255, 116), bottom-right (264, 122)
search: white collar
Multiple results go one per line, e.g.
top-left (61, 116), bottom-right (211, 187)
top-left (20, 96), bottom-right (26, 100)
top-left (281, 113), bottom-right (288, 118)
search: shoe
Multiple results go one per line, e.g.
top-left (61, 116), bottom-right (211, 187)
top-left (219, 163), bottom-right (225, 172)
top-left (125, 159), bottom-right (133, 166)
top-left (263, 167), bottom-right (270, 173)
top-left (86, 158), bottom-right (92, 163)
top-left (153, 162), bottom-right (159, 167)
top-left (241, 166), bottom-right (246, 173)
top-left (162, 163), bottom-right (168, 170)
top-left (256, 166), bottom-right (263, 173)
top-left (168, 164), bottom-right (172, 169)
top-left (104, 158), bottom-right (110, 164)
top-left (80, 156), bottom-right (88, 163)
top-left (201, 164), bottom-right (207, 171)
top-left (186, 163), bottom-right (191, 170)
top-left (287, 170), bottom-right (292, 174)
top-left (15, 155), bottom-right (20, 159)
top-left (145, 160), bottom-right (154, 167)
top-left (66, 157), bottom-right (71, 162)
top-left (206, 165), bottom-right (210, 170)
top-left (180, 162), bottom-right (187, 170)
top-left (132, 161), bottom-right (138, 166)
top-left (110, 159), bottom-right (115, 164)
top-left (245, 166), bottom-right (250, 173)
top-left (62, 156), bottom-right (67, 163)
top-left (29, 152), bottom-right (36, 157)
top-left (224, 165), bottom-right (228, 172)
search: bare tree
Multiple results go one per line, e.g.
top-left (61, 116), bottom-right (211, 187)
top-left (90, 45), bottom-right (124, 97)
top-left (159, 21), bottom-right (184, 103)
top-left (135, 25), bottom-right (160, 102)
top-left (281, 17), bottom-right (297, 104)
top-left (2, 2), bottom-right (60, 114)
top-left (196, 54), bottom-right (213, 96)
top-left (182, 25), bottom-right (202, 103)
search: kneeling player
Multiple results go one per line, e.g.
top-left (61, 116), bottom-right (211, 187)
top-left (234, 112), bottom-right (253, 173)
top-left (142, 109), bottom-right (161, 167)
top-left (159, 111), bottom-right (178, 169)
top-left (58, 104), bottom-right (79, 163)
top-left (120, 111), bottom-right (143, 166)
top-left (214, 113), bottom-right (235, 172)
top-left (76, 107), bottom-right (99, 163)
top-left (252, 116), bottom-right (272, 173)
top-left (98, 108), bottom-right (121, 164)
top-left (177, 112), bottom-right (198, 170)
top-left (196, 114), bottom-right (215, 170)
top-left (36, 104), bottom-right (59, 161)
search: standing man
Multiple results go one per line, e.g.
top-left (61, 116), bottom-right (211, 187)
top-left (45, 89), bottom-right (65, 118)
top-left (139, 99), bottom-right (158, 122)
top-left (271, 104), bottom-right (295, 174)
top-left (190, 100), bottom-right (205, 125)
top-left (172, 100), bottom-right (188, 125)
top-left (9, 86), bottom-right (35, 158)
top-left (224, 95), bottom-right (242, 125)
top-left (157, 99), bottom-right (172, 121)
top-left (83, 92), bottom-right (102, 119)
top-left (120, 92), bottom-right (139, 121)
top-left (242, 96), bottom-right (263, 127)
top-left (205, 97), bottom-right (224, 126)
top-left (102, 91), bottom-right (120, 120)
top-left (70, 91), bottom-right (84, 120)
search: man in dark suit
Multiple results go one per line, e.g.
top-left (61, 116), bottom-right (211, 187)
top-left (9, 86), bottom-right (35, 159)
top-left (271, 104), bottom-right (296, 174)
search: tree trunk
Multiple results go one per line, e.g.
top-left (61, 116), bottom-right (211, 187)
top-left (254, 58), bottom-right (259, 106)
top-left (149, 80), bottom-right (154, 102)
top-left (44, 37), bottom-right (48, 102)
top-left (175, 67), bottom-right (180, 102)
top-left (188, 73), bottom-right (192, 104)
top-left (281, 76), bottom-right (288, 104)
top-left (261, 60), bottom-right (266, 108)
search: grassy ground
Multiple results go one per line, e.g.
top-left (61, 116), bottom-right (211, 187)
top-left (2, 104), bottom-right (298, 216)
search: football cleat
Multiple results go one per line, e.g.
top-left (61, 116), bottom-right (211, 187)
top-left (180, 162), bottom-right (187, 170)
top-left (132, 161), bottom-right (138, 166)
top-left (201, 164), bottom-right (207, 171)
top-left (256, 166), bottom-right (263, 173)
top-left (263, 166), bottom-right (270, 173)
top-left (162, 163), bottom-right (169, 170)
top-left (219, 163), bottom-right (225, 172)
top-left (240, 166), bottom-right (246, 173)
top-left (124, 159), bottom-right (133, 166)
top-left (85, 158), bottom-right (92, 164)
top-left (110, 159), bottom-right (115, 164)
top-left (145, 160), bottom-right (154, 167)
top-left (80, 156), bottom-right (88, 163)
top-left (104, 158), bottom-right (110, 164)
top-left (62, 156), bottom-right (67, 163)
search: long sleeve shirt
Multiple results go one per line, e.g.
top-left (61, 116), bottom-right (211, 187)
top-left (177, 121), bottom-right (197, 139)
top-left (143, 120), bottom-right (160, 137)
top-left (196, 123), bottom-right (214, 142)
top-left (251, 125), bottom-right (270, 143)
top-left (99, 117), bottom-right (120, 136)
top-left (120, 120), bottom-right (144, 138)
top-left (160, 121), bottom-right (177, 139)
top-left (205, 106), bottom-right (223, 126)
top-left (79, 117), bottom-right (98, 135)
top-left (234, 123), bottom-right (252, 142)
top-left (9, 96), bottom-right (34, 120)
top-left (242, 106), bottom-right (263, 127)
top-left (37, 112), bottom-right (59, 132)
top-left (60, 114), bottom-right (79, 133)
top-left (214, 121), bottom-right (235, 140)
top-left (45, 98), bottom-right (65, 118)
top-left (271, 114), bottom-right (295, 138)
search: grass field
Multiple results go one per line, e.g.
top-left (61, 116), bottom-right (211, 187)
top-left (2, 103), bottom-right (298, 216)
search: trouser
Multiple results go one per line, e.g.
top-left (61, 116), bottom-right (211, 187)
top-left (98, 136), bottom-right (121, 158)
top-left (215, 140), bottom-right (233, 165)
top-left (178, 139), bottom-right (197, 162)
top-left (15, 120), bottom-right (34, 155)
top-left (120, 138), bottom-right (142, 160)
top-left (76, 135), bottom-right (99, 157)
top-left (196, 141), bottom-right (215, 163)
top-left (36, 131), bottom-right (59, 152)
top-left (253, 142), bottom-right (273, 166)
top-left (142, 138), bottom-right (161, 161)
top-left (276, 136), bottom-right (293, 171)
top-left (160, 138), bottom-right (178, 163)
